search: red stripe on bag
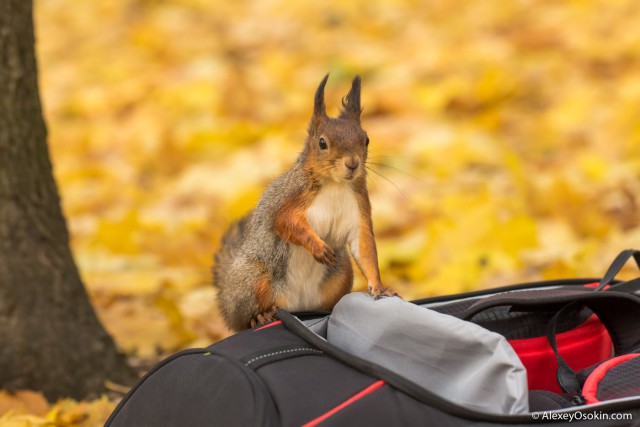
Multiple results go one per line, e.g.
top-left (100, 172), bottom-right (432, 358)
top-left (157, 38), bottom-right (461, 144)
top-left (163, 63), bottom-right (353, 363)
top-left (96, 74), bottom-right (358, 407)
top-left (254, 320), bottom-right (282, 331)
top-left (302, 380), bottom-right (386, 427)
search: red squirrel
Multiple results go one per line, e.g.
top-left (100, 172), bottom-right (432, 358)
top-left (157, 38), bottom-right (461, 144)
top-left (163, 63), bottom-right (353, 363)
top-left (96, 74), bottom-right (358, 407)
top-left (213, 74), bottom-right (397, 331)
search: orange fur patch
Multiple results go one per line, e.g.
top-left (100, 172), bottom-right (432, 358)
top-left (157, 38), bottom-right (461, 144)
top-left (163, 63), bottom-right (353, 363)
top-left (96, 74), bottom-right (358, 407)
top-left (319, 259), bottom-right (354, 310)
top-left (253, 273), bottom-right (274, 313)
top-left (274, 192), bottom-right (324, 254)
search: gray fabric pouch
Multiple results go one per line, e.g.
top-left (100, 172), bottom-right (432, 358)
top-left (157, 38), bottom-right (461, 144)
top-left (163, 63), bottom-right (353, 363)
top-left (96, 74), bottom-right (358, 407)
top-left (326, 292), bottom-right (529, 415)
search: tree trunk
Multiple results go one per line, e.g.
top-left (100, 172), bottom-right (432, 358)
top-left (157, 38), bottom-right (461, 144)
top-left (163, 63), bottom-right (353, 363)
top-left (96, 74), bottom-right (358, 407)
top-left (0, 0), bottom-right (135, 400)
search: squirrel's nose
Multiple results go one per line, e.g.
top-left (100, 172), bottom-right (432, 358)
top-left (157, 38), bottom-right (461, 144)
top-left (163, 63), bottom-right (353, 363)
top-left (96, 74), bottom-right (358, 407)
top-left (345, 158), bottom-right (360, 171)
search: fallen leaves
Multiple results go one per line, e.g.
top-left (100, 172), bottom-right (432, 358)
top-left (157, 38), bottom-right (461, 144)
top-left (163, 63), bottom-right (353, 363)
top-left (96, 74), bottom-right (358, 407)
top-left (35, 0), bottom-right (640, 350)
top-left (0, 392), bottom-right (48, 420)
top-left (0, 393), bottom-right (114, 427)
top-left (22, 0), bottom-right (640, 423)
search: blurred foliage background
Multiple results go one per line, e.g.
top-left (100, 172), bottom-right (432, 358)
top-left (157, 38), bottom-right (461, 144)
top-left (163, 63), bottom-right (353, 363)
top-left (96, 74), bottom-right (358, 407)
top-left (3, 0), bottom-right (640, 424)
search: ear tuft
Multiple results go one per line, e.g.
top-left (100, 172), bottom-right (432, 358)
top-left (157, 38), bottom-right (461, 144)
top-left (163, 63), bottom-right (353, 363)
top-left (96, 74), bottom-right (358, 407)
top-left (339, 75), bottom-right (362, 122)
top-left (309, 73), bottom-right (329, 134)
top-left (314, 74), bottom-right (329, 117)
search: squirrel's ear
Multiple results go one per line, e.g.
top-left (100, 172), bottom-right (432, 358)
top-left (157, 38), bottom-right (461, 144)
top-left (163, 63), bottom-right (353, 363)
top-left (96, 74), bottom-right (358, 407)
top-left (339, 75), bottom-right (362, 122)
top-left (309, 74), bottom-right (329, 134)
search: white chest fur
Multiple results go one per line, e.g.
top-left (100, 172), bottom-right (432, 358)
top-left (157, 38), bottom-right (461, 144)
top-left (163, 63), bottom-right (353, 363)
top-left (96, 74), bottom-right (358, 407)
top-left (284, 182), bottom-right (360, 311)
top-left (307, 182), bottom-right (360, 246)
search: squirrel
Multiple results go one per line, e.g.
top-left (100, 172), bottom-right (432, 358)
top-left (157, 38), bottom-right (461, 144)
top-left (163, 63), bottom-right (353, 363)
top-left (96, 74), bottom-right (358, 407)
top-left (212, 74), bottom-right (397, 331)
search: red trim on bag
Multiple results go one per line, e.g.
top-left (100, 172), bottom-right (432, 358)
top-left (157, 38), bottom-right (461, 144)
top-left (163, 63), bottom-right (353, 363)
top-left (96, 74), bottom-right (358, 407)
top-left (582, 353), bottom-right (640, 404)
top-left (583, 282), bottom-right (609, 290)
top-left (509, 314), bottom-right (612, 393)
top-left (254, 320), bottom-right (282, 331)
top-left (302, 380), bottom-right (386, 427)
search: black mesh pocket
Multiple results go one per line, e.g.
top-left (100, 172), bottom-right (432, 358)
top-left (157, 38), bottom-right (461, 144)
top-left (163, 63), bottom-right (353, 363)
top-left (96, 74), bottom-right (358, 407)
top-left (583, 354), bottom-right (640, 403)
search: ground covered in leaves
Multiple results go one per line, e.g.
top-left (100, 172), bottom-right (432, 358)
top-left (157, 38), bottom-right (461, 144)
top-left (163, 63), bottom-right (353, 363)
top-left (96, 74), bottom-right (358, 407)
top-left (2, 0), bottom-right (640, 425)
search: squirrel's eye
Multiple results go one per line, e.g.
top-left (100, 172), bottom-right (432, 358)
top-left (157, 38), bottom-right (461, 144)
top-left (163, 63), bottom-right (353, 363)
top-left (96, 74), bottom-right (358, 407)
top-left (365, 136), bottom-right (370, 146)
top-left (319, 137), bottom-right (328, 150)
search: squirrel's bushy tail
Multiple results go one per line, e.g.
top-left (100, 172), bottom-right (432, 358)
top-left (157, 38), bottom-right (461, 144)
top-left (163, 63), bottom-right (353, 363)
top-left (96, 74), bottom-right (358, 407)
top-left (212, 214), bottom-right (250, 290)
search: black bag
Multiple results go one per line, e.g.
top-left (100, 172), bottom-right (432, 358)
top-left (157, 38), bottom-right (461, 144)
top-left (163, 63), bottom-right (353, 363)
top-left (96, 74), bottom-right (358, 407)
top-left (106, 250), bottom-right (640, 426)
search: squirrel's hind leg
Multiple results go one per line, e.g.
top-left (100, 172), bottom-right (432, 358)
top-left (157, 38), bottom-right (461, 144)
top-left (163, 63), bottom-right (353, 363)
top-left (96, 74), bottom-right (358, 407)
top-left (250, 273), bottom-right (279, 328)
top-left (250, 305), bottom-right (279, 328)
top-left (319, 252), bottom-right (354, 311)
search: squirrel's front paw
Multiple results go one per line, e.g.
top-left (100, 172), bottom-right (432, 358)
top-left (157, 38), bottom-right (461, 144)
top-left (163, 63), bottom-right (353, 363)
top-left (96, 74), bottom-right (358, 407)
top-left (368, 284), bottom-right (400, 300)
top-left (312, 241), bottom-right (336, 266)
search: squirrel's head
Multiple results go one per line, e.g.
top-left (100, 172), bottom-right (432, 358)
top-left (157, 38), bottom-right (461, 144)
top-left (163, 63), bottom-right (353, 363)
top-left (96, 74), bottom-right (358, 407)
top-left (304, 74), bottom-right (369, 183)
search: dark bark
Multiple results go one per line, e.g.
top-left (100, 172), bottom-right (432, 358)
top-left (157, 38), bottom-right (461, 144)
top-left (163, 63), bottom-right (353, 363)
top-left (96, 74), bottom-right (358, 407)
top-left (0, 0), bottom-right (135, 400)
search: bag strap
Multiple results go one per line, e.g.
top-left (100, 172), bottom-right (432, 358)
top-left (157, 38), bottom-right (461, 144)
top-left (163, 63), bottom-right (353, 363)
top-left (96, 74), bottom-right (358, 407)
top-left (608, 277), bottom-right (640, 294)
top-left (595, 249), bottom-right (640, 291)
top-left (546, 302), bottom-right (586, 404)
top-left (548, 250), bottom-right (640, 401)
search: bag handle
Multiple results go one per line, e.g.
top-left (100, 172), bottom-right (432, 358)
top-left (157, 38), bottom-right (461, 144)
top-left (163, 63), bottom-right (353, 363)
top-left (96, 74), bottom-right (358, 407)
top-left (595, 249), bottom-right (640, 291)
top-left (463, 249), bottom-right (640, 321)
